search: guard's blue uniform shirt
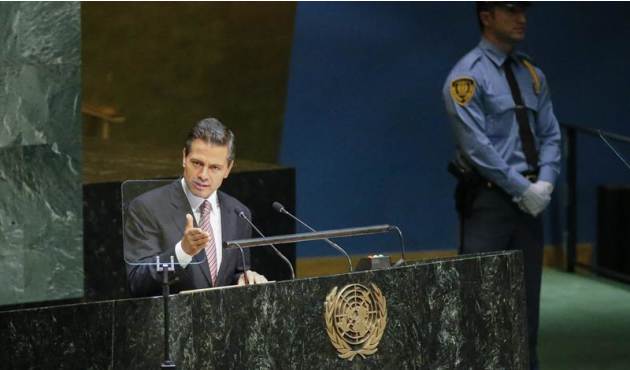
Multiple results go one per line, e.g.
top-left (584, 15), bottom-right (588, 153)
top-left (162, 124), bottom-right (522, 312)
top-left (443, 38), bottom-right (561, 198)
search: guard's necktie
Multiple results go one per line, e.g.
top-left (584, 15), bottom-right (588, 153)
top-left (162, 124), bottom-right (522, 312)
top-left (199, 200), bottom-right (218, 286)
top-left (503, 57), bottom-right (539, 171)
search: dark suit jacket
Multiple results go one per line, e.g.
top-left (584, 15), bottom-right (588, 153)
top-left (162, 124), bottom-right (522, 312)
top-left (123, 179), bottom-right (252, 297)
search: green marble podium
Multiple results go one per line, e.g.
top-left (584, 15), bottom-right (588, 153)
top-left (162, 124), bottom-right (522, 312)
top-left (0, 251), bottom-right (528, 369)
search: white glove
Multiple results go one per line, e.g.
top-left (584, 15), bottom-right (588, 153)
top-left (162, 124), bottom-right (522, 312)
top-left (517, 181), bottom-right (553, 217)
top-left (532, 180), bottom-right (554, 197)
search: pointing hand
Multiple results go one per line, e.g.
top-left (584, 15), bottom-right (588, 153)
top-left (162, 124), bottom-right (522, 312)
top-left (181, 214), bottom-right (209, 255)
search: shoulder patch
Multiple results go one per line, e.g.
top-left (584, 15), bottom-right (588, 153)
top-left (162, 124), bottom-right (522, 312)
top-left (450, 77), bottom-right (476, 106)
top-left (521, 59), bottom-right (541, 95)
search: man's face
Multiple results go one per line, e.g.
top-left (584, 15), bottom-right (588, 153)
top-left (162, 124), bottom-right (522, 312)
top-left (182, 139), bottom-right (233, 199)
top-left (482, 6), bottom-right (527, 45)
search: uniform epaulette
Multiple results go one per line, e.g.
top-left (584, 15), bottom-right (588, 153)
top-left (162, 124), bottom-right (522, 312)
top-left (516, 51), bottom-right (541, 95)
top-left (515, 51), bottom-right (536, 66)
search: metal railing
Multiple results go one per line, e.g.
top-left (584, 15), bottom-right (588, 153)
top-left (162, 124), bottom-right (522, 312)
top-left (561, 123), bottom-right (630, 280)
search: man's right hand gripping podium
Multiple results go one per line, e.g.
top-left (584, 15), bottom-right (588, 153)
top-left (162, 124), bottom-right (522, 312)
top-left (123, 117), bottom-right (268, 297)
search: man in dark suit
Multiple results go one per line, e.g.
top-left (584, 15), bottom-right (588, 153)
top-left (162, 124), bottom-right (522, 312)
top-left (124, 117), bottom-right (267, 297)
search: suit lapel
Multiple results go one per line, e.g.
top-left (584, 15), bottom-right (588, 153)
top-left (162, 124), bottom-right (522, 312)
top-left (168, 179), bottom-right (213, 286)
top-left (217, 191), bottom-right (238, 285)
top-left (168, 180), bottom-right (193, 233)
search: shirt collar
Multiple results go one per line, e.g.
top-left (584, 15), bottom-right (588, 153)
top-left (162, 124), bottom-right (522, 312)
top-left (479, 37), bottom-right (516, 68)
top-left (180, 178), bottom-right (219, 212)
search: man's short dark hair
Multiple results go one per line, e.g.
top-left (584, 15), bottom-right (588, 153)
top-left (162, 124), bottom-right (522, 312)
top-left (184, 117), bottom-right (235, 161)
top-left (476, 2), bottom-right (489, 31)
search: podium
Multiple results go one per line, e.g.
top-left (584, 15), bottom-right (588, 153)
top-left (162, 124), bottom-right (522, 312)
top-left (0, 251), bottom-right (528, 369)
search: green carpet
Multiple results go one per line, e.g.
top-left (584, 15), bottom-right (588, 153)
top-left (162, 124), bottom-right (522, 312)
top-left (539, 268), bottom-right (630, 370)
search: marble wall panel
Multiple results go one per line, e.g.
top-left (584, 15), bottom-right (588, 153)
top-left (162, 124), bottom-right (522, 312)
top-left (0, 144), bottom-right (83, 304)
top-left (0, 301), bottom-right (113, 369)
top-left (0, 2), bottom-right (82, 306)
top-left (113, 294), bottom-right (193, 369)
top-left (0, 2), bottom-right (80, 150)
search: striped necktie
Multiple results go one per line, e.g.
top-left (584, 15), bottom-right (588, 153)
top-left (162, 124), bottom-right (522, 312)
top-left (199, 200), bottom-right (218, 286)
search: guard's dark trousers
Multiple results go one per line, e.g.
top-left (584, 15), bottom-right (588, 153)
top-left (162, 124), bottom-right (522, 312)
top-left (459, 186), bottom-right (543, 370)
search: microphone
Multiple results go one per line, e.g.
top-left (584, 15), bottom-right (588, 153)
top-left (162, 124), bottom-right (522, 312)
top-left (272, 201), bottom-right (353, 272)
top-left (236, 209), bottom-right (296, 280)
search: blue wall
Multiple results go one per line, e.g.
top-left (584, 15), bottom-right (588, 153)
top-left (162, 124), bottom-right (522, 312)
top-left (280, 2), bottom-right (630, 257)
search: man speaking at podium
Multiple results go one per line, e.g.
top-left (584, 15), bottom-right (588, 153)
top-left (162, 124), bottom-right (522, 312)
top-left (124, 118), bottom-right (267, 297)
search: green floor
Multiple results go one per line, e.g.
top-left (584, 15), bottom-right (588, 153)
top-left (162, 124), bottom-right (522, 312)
top-left (539, 268), bottom-right (630, 370)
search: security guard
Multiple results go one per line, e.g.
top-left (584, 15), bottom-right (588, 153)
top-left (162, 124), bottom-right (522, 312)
top-left (442, 3), bottom-right (561, 369)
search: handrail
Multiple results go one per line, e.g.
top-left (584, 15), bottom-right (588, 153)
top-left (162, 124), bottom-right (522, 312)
top-left (560, 122), bottom-right (630, 145)
top-left (559, 121), bottom-right (630, 279)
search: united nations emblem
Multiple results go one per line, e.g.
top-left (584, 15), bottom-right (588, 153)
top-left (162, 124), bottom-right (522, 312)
top-left (324, 283), bottom-right (387, 361)
top-left (450, 77), bottom-right (476, 106)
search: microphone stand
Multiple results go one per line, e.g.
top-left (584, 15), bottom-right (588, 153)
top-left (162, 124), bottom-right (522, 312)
top-left (156, 255), bottom-right (176, 369)
top-left (273, 203), bottom-right (353, 272)
top-left (234, 242), bottom-right (250, 285)
top-left (286, 212), bottom-right (353, 272)
top-left (388, 225), bottom-right (407, 267)
top-left (238, 212), bottom-right (295, 280)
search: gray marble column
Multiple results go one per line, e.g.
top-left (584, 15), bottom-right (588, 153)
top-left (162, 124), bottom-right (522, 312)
top-left (0, 2), bottom-right (82, 306)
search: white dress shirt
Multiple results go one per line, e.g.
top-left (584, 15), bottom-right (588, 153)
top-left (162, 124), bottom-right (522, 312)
top-left (175, 178), bottom-right (223, 269)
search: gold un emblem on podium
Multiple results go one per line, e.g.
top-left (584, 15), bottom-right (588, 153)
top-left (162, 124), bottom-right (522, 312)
top-left (324, 283), bottom-right (387, 361)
